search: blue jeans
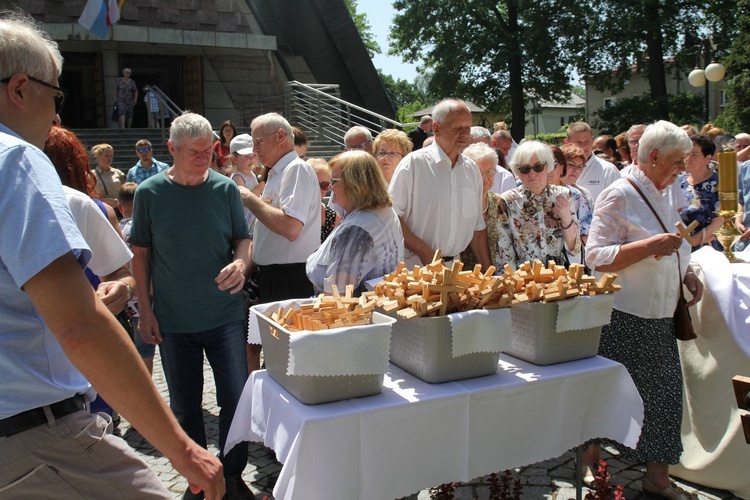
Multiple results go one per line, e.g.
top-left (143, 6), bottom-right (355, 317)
top-left (159, 321), bottom-right (248, 477)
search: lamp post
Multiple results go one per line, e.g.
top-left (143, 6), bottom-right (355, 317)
top-left (688, 35), bottom-right (725, 124)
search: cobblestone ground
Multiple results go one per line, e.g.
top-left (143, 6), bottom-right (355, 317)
top-left (120, 352), bottom-right (738, 499)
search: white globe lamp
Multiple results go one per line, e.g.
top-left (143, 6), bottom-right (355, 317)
top-left (688, 67), bottom-right (706, 87)
top-left (705, 61), bottom-right (726, 82)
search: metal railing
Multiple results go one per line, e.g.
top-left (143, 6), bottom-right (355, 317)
top-left (284, 81), bottom-right (417, 149)
top-left (142, 85), bottom-right (220, 142)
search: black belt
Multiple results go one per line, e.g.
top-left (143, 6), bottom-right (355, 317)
top-left (0, 395), bottom-right (87, 438)
top-left (257, 262), bottom-right (306, 271)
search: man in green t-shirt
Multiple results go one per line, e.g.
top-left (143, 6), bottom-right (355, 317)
top-left (131, 113), bottom-right (255, 500)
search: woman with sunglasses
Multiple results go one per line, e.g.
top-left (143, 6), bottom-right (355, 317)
top-left (306, 151), bottom-right (403, 295)
top-left (307, 157), bottom-right (342, 242)
top-left (494, 140), bottom-right (581, 270)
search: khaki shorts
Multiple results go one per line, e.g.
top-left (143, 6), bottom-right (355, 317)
top-left (0, 409), bottom-right (169, 499)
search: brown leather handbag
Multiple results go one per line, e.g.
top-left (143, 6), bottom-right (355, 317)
top-left (626, 178), bottom-right (697, 341)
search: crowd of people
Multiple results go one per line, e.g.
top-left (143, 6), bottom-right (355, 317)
top-left (3, 9), bottom-right (750, 500)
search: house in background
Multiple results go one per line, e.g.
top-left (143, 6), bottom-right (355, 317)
top-left (412, 96), bottom-right (584, 138)
top-left (584, 61), bottom-right (726, 128)
top-left (25, 0), bottom-right (393, 129)
top-left (526, 94), bottom-right (585, 137)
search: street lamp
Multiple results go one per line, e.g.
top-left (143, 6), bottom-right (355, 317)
top-left (688, 35), bottom-right (725, 124)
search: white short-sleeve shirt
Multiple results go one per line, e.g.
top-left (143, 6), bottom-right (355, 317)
top-left (388, 142), bottom-right (485, 266)
top-left (578, 154), bottom-right (621, 206)
top-left (63, 187), bottom-right (133, 277)
top-left (490, 165), bottom-right (517, 195)
top-left (253, 152), bottom-right (321, 265)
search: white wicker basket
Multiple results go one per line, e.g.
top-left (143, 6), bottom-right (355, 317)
top-left (389, 315), bottom-right (501, 383)
top-left (252, 302), bottom-right (394, 404)
top-left (505, 301), bottom-right (602, 365)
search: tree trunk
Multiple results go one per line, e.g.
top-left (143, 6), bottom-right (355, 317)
top-left (507, 1), bottom-right (526, 141)
top-left (643, 0), bottom-right (670, 120)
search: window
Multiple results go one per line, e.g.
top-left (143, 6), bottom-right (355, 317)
top-left (603, 97), bottom-right (618, 107)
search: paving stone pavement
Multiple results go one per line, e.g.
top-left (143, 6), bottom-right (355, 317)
top-left (120, 352), bottom-right (739, 499)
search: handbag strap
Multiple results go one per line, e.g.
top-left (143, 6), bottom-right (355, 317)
top-left (94, 168), bottom-right (109, 196)
top-left (625, 177), bottom-right (686, 301)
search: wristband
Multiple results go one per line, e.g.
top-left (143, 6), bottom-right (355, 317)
top-left (561, 220), bottom-right (575, 230)
top-left (121, 281), bottom-right (132, 300)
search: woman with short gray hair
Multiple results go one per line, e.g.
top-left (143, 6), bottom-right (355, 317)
top-left (493, 140), bottom-right (580, 269)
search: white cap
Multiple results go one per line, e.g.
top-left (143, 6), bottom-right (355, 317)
top-left (230, 134), bottom-right (254, 155)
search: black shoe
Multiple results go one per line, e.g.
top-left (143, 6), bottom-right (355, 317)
top-left (183, 486), bottom-right (205, 500)
top-left (224, 476), bottom-right (256, 500)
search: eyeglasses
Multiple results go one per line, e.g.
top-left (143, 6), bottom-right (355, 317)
top-left (567, 162), bottom-right (585, 170)
top-left (137, 147), bottom-right (152, 153)
top-left (376, 150), bottom-right (402, 159)
top-left (319, 181), bottom-right (331, 191)
top-left (627, 139), bottom-right (640, 146)
top-left (346, 140), bottom-right (372, 151)
top-left (516, 162), bottom-right (547, 175)
top-left (252, 130), bottom-right (280, 148)
top-left (1, 74), bottom-right (67, 114)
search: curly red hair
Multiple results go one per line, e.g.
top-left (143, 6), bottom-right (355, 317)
top-left (44, 126), bottom-right (98, 197)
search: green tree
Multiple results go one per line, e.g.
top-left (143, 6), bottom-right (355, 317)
top-left (592, 93), bottom-right (702, 135)
top-left (714, 1), bottom-right (750, 133)
top-left (345, 0), bottom-right (381, 58)
top-left (389, 0), bottom-right (582, 141)
top-left (576, 0), bottom-right (736, 122)
top-left (377, 70), bottom-right (426, 110)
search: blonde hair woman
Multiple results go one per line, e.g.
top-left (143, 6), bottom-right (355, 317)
top-left (306, 151), bottom-right (404, 295)
top-left (372, 129), bottom-right (412, 183)
top-left (91, 143), bottom-right (125, 209)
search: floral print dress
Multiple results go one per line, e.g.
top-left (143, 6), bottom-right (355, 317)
top-left (494, 185), bottom-right (581, 270)
top-left (678, 172), bottom-right (722, 251)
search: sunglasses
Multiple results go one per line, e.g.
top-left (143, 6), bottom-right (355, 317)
top-left (137, 147), bottom-right (152, 153)
top-left (517, 162), bottom-right (547, 175)
top-left (1, 74), bottom-right (67, 114)
top-left (319, 181), bottom-right (331, 191)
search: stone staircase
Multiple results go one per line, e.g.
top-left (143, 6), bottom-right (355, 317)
top-left (71, 128), bottom-right (174, 174)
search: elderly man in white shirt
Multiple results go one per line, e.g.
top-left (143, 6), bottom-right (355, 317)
top-left (565, 121), bottom-right (621, 205)
top-left (389, 99), bottom-right (491, 268)
top-left (240, 113), bottom-right (320, 372)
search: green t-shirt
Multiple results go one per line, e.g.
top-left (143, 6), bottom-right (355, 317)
top-left (130, 169), bottom-right (250, 332)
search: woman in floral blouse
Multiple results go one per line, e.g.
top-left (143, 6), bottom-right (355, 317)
top-left (495, 140), bottom-right (581, 270)
top-left (678, 134), bottom-right (724, 251)
top-left (460, 142), bottom-right (503, 269)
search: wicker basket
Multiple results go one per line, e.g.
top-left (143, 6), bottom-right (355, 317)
top-left (505, 301), bottom-right (602, 365)
top-left (389, 315), bottom-right (501, 384)
top-left (252, 302), bottom-right (394, 405)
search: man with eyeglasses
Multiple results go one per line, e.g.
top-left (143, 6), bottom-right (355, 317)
top-left (389, 98), bottom-right (491, 268)
top-left (0, 11), bottom-right (224, 499)
top-left (126, 139), bottom-right (169, 184)
top-left (344, 125), bottom-right (374, 155)
top-left (564, 121), bottom-right (621, 206)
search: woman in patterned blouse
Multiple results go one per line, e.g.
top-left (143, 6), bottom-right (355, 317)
top-left (495, 140), bottom-right (581, 270)
top-left (306, 151), bottom-right (404, 295)
top-left (459, 142), bottom-right (503, 269)
top-left (678, 134), bottom-right (724, 250)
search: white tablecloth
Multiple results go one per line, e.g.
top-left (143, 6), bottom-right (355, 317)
top-left (226, 355), bottom-right (643, 500)
top-left (672, 247), bottom-right (750, 498)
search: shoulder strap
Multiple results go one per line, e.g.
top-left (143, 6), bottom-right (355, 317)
top-left (626, 177), bottom-right (667, 232)
top-left (625, 178), bottom-right (686, 299)
top-left (94, 168), bottom-right (109, 196)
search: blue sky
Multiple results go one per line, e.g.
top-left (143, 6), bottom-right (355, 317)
top-left (358, 0), bottom-right (420, 83)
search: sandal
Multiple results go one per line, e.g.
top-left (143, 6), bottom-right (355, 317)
top-left (642, 477), bottom-right (698, 500)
